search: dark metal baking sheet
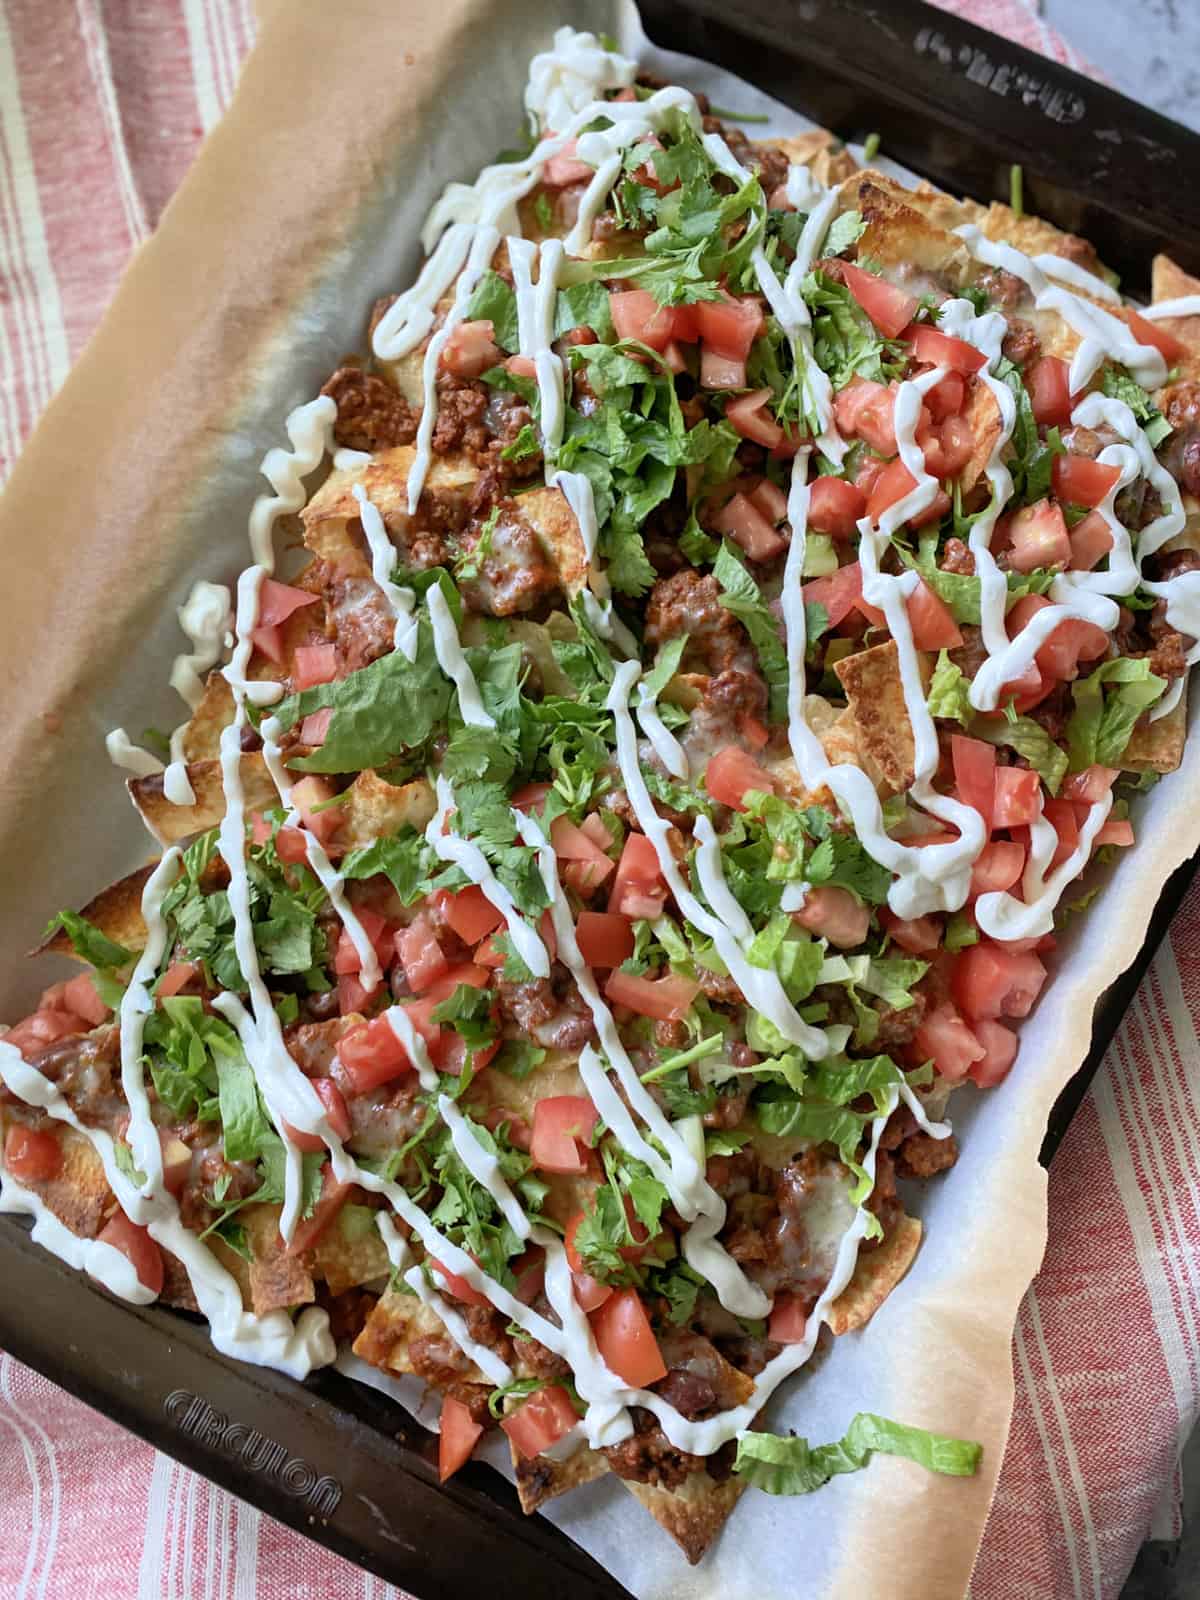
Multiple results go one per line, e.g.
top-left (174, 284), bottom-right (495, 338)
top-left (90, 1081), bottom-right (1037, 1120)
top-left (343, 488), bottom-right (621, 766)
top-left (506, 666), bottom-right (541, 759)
top-left (3, 2), bottom-right (1198, 1595)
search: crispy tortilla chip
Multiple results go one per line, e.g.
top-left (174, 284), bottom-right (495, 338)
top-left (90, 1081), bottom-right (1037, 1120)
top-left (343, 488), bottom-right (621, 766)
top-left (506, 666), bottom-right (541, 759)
top-left (242, 1203), bottom-right (316, 1314)
top-left (129, 753), bottom-right (278, 843)
top-left (180, 672), bottom-right (237, 763)
top-left (754, 128), bottom-right (857, 188)
top-left (339, 769), bottom-right (436, 849)
top-left (310, 1205), bottom-right (391, 1296)
top-left (834, 641), bottom-right (927, 793)
top-left (1151, 254), bottom-right (1200, 383)
top-left (836, 172), bottom-right (971, 284)
top-left (621, 1471), bottom-right (743, 1566)
top-left (353, 1286), bottom-right (494, 1384)
top-left (0, 1122), bottom-right (111, 1236)
top-left (1124, 685), bottom-right (1188, 774)
top-left (509, 1437), bottom-right (610, 1514)
top-left (38, 864), bottom-right (153, 959)
top-left (966, 200), bottom-right (1113, 284)
top-left (826, 1212), bottom-right (922, 1335)
top-left (961, 378), bottom-right (1003, 494)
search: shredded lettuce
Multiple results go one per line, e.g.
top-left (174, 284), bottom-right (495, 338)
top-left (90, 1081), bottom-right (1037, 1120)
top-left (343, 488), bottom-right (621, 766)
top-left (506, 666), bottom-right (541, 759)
top-left (975, 716), bottom-right (1067, 794)
top-left (733, 1413), bottom-right (982, 1496)
top-left (1066, 657), bottom-right (1167, 770)
top-left (926, 650), bottom-right (973, 724)
top-left (713, 541), bottom-right (789, 722)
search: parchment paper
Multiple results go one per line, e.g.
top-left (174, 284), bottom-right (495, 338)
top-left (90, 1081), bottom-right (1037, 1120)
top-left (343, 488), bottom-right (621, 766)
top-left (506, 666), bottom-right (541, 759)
top-left (0, 3), bottom-right (1195, 1596)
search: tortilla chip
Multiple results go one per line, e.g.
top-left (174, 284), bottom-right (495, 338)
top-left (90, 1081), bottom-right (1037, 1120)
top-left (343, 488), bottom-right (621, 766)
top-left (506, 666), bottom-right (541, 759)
top-left (310, 1206), bottom-right (392, 1296)
top-left (1123, 685), bottom-right (1188, 774)
top-left (1151, 254), bottom-right (1200, 381)
top-left (834, 641), bottom-right (926, 793)
top-left (836, 173), bottom-right (970, 284)
top-left (621, 1471), bottom-right (744, 1566)
top-left (509, 1437), bottom-right (610, 1514)
top-left (961, 378), bottom-right (1003, 495)
top-left (339, 769), bottom-right (436, 849)
top-left (754, 129), bottom-right (857, 188)
top-left (38, 864), bottom-right (154, 959)
top-left (129, 753), bottom-right (278, 843)
top-left (301, 446), bottom-right (477, 569)
top-left (242, 1203), bottom-right (316, 1314)
top-left (180, 672), bottom-right (237, 763)
top-left (353, 1286), bottom-right (494, 1384)
top-left (967, 200), bottom-right (1112, 284)
top-left (0, 1122), bottom-right (111, 1236)
top-left (826, 1212), bottom-right (922, 1335)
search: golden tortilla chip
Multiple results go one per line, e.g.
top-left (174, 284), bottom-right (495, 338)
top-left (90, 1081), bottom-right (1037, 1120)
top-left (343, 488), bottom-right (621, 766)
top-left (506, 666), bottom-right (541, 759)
top-left (966, 200), bottom-right (1112, 284)
top-left (129, 753), bottom-right (278, 843)
top-left (180, 672), bottom-right (237, 763)
top-left (961, 378), bottom-right (1003, 495)
top-left (38, 864), bottom-right (153, 959)
top-left (826, 1212), bottom-right (922, 1335)
top-left (339, 770), bottom-right (436, 849)
top-left (353, 1286), bottom-right (494, 1384)
top-left (836, 173), bottom-right (971, 284)
top-left (242, 1203), bottom-right (316, 1314)
top-left (834, 641), bottom-right (926, 793)
top-left (621, 1470), bottom-right (744, 1566)
top-left (1123, 686), bottom-right (1188, 774)
top-left (754, 129), bottom-right (857, 188)
top-left (1151, 254), bottom-right (1200, 382)
top-left (509, 1436), bottom-right (611, 1514)
top-left (0, 1122), bottom-right (112, 1236)
top-left (310, 1205), bottom-right (392, 1296)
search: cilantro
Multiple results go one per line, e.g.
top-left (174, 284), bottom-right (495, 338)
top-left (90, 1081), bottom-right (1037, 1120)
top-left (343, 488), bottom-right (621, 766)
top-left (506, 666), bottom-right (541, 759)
top-left (648, 1261), bottom-right (707, 1325)
top-left (553, 281), bottom-right (615, 343)
top-left (42, 909), bottom-right (132, 971)
top-left (500, 424), bottom-right (541, 464)
top-left (455, 507), bottom-right (499, 582)
top-left (995, 357), bottom-right (1065, 502)
top-left (733, 1414), bottom-right (981, 1497)
top-left (340, 829), bottom-right (437, 905)
top-left (806, 831), bottom-right (891, 906)
top-left (713, 541), bottom-right (789, 722)
top-left (680, 507), bottom-right (719, 566)
top-left (1066, 657), bottom-right (1167, 770)
top-left (431, 983), bottom-right (498, 1048)
top-left (464, 271), bottom-right (519, 352)
top-left (804, 269), bottom-right (903, 391)
top-left (490, 1040), bottom-right (546, 1080)
top-left (823, 210), bottom-right (866, 258)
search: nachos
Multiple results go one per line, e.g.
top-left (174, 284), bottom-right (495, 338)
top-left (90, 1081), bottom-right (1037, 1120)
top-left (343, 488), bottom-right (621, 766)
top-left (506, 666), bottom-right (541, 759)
top-left (5, 25), bottom-right (1200, 1564)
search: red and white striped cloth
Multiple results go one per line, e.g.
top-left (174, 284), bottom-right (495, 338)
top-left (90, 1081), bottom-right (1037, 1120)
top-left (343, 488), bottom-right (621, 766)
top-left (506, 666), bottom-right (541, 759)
top-left (0, 2), bottom-right (1196, 1597)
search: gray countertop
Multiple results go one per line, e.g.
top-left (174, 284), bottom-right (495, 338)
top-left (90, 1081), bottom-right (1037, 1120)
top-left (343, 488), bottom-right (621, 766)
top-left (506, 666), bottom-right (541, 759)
top-left (1046, 0), bottom-right (1200, 131)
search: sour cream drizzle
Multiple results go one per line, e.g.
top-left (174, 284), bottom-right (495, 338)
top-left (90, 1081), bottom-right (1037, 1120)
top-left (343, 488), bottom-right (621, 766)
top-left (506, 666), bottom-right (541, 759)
top-left (1138, 295), bottom-right (1200, 320)
top-left (352, 483), bottom-right (418, 659)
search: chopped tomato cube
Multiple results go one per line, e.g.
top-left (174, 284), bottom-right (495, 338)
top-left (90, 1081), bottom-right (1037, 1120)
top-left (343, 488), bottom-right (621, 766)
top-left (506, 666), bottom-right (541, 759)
top-left (725, 387), bottom-right (784, 448)
top-left (604, 969), bottom-right (700, 1022)
top-left (1006, 499), bottom-right (1070, 572)
top-left (589, 1288), bottom-right (668, 1388)
top-left (510, 782), bottom-right (552, 813)
top-left (438, 1395), bottom-right (484, 1483)
top-left (1025, 356), bottom-right (1074, 428)
top-left (834, 376), bottom-right (898, 456)
top-left (693, 294), bottom-right (765, 360)
top-left (276, 826), bottom-right (309, 864)
top-left (285, 1168), bottom-right (355, 1256)
top-left (396, 912), bottom-right (448, 994)
top-left (299, 708), bottom-right (332, 748)
top-left (574, 911), bottom-right (635, 970)
top-left (913, 1002), bottom-right (986, 1081)
top-left (311, 1077), bottom-right (352, 1142)
top-left (422, 963), bottom-right (491, 1004)
top-left (1095, 818), bottom-right (1134, 848)
top-left (541, 139), bottom-right (594, 187)
top-left (839, 261), bottom-right (918, 339)
top-left (564, 1213), bottom-right (614, 1312)
top-left (924, 370), bottom-right (966, 422)
top-left (530, 1095), bottom-right (599, 1174)
top-left (157, 960), bottom-right (201, 998)
top-left (1051, 453), bottom-right (1121, 508)
top-left (440, 319), bottom-right (502, 379)
top-left (802, 560), bottom-right (863, 628)
top-left (866, 458), bottom-right (919, 523)
top-left (293, 644), bottom-right (337, 690)
top-left (992, 766), bottom-right (1041, 828)
top-left (1067, 510), bottom-right (1113, 571)
top-left (98, 1211), bottom-right (164, 1296)
top-left (336, 974), bottom-right (371, 1017)
top-left (1062, 765), bottom-right (1118, 805)
top-left (438, 885), bottom-right (504, 946)
top-left (1126, 308), bottom-right (1187, 365)
top-left (291, 775), bottom-right (341, 846)
top-left (952, 735), bottom-right (996, 827)
top-left (792, 885), bottom-right (870, 948)
top-left (906, 321), bottom-right (986, 374)
top-left (807, 476), bottom-right (866, 538)
top-left (3, 1010), bottom-right (89, 1058)
top-left (609, 289), bottom-right (677, 352)
top-left (967, 1018), bottom-right (1020, 1087)
top-left (906, 579), bottom-right (963, 649)
top-left (431, 1256), bottom-right (492, 1307)
top-left (511, 1244), bottom-right (546, 1304)
top-left (338, 1015), bottom-right (414, 1094)
top-left (952, 941), bottom-right (1047, 1021)
top-left (257, 577), bottom-right (319, 628)
top-left (879, 910), bottom-right (942, 954)
top-left (333, 908), bottom-right (391, 976)
top-left (699, 346), bottom-right (748, 391)
top-left (608, 831), bottom-right (668, 920)
top-left (61, 972), bottom-right (110, 1027)
top-left (1042, 798), bottom-right (1080, 867)
top-left (713, 491), bottom-right (786, 561)
top-left (501, 1385), bottom-right (580, 1460)
top-left (550, 816), bottom-right (615, 894)
top-left (704, 745), bottom-right (775, 811)
top-left (919, 414), bottom-right (975, 480)
top-left (970, 840), bottom-right (1025, 896)
top-left (768, 1292), bottom-right (812, 1344)
top-left (3, 1124), bottom-right (63, 1183)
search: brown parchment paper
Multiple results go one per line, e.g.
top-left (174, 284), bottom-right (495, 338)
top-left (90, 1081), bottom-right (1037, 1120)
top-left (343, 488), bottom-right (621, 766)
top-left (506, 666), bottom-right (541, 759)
top-left (1, 3), bottom-right (1197, 1596)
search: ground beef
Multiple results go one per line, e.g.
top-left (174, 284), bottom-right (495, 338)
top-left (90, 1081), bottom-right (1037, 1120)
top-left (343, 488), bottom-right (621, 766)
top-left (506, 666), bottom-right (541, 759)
top-left (1001, 317), bottom-right (1040, 367)
top-left (495, 977), bottom-right (559, 1032)
top-left (703, 1084), bottom-right (751, 1130)
top-left (496, 964), bottom-right (595, 1052)
top-left (896, 1130), bottom-right (960, 1179)
top-left (316, 1286), bottom-right (378, 1345)
top-left (431, 376), bottom-right (490, 457)
top-left (1146, 629), bottom-right (1190, 680)
top-left (445, 1382), bottom-right (495, 1427)
top-left (865, 1150), bottom-right (903, 1241)
top-left (949, 623), bottom-right (988, 680)
top-left (602, 1407), bottom-right (708, 1490)
top-left (320, 366), bottom-right (418, 452)
top-left (483, 389), bottom-right (541, 477)
top-left (26, 1025), bottom-right (123, 1132)
top-left (460, 516), bottom-right (559, 616)
top-left (463, 1304), bottom-right (516, 1367)
top-left (645, 569), bottom-right (748, 675)
top-left (409, 1335), bottom-right (475, 1387)
top-left (1053, 234), bottom-right (1103, 272)
top-left (977, 267), bottom-right (1026, 312)
top-left (1026, 680), bottom-right (1072, 742)
top-left (655, 1369), bottom-right (717, 1419)
top-left (874, 988), bottom-right (929, 1052)
top-left (317, 562), bottom-right (396, 673)
top-left (706, 666), bottom-right (768, 724)
top-left (1145, 547), bottom-right (1200, 583)
top-left (940, 537), bottom-right (976, 576)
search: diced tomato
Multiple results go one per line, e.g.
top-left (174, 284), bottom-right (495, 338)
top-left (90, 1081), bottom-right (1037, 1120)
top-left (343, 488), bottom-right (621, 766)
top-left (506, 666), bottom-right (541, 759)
top-left (291, 775), bottom-right (341, 846)
top-left (250, 623), bottom-right (284, 663)
top-left (919, 414), bottom-right (975, 480)
top-left (311, 1077), bottom-right (352, 1141)
top-left (441, 319), bottom-right (502, 379)
top-left (714, 491), bottom-right (786, 561)
top-left (299, 708), bottom-right (332, 748)
top-left (396, 913), bottom-right (448, 994)
top-left (704, 745), bottom-right (775, 811)
top-left (158, 1133), bottom-right (191, 1196)
top-left (608, 831), bottom-right (668, 919)
top-left (3, 1010), bottom-right (89, 1058)
top-left (250, 810), bottom-right (273, 845)
top-left (61, 972), bottom-right (109, 1027)
top-left (501, 1385), bottom-right (580, 1460)
top-left (431, 1257), bottom-right (492, 1307)
top-left (1067, 509), bottom-right (1113, 571)
top-left (906, 321), bottom-right (986, 375)
top-left (609, 289), bottom-right (677, 352)
top-left (604, 970), bottom-right (700, 1022)
top-left (951, 735), bottom-right (995, 828)
top-left (970, 840), bottom-right (1025, 896)
top-left (749, 478), bottom-right (788, 523)
top-left (967, 1019), bottom-right (1020, 1087)
top-left (3, 1124), bottom-right (63, 1183)
top-left (866, 458), bottom-right (918, 523)
top-left (511, 1244), bottom-right (545, 1303)
top-left (564, 1213), bottom-right (614, 1313)
top-left (530, 1095), bottom-right (599, 1174)
top-left (840, 261), bottom-right (918, 339)
top-left (906, 579), bottom-right (963, 650)
top-left (541, 139), bottom-right (594, 187)
top-left (880, 910), bottom-right (943, 954)
top-left (338, 1015), bottom-right (414, 1094)
top-left (808, 476), bottom-right (866, 538)
top-left (438, 1395), bottom-right (484, 1483)
top-left (739, 713), bottom-right (770, 751)
top-left (275, 826), bottom-right (309, 864)
top-left (1095, 818), bottom-right (1134, 848)
top-left (1006, 499), bottom-right (1070, 572)
top-left (334, 907), bottom-right (391, 976)
top-left (336, 974), bottom-right (371, 1017)
top-left (438, 884), bottom-right (504, 946)
top-left (694, 295), bottom-right (765, 360)
top-left (589, 1288), bottom-right (668, 1388)
top-left (700, 346), bottom-right (748, 391)
top-left (258, 577), bottom-right (319, 629)
top-left (952, 941), bottom-right (1047, 1021)
top-left (422, 963), bottom-right (491, 1004)
top-left (662, 340), bottom-right (688, 374)
top-left (1051, 453), bottom-right (1121, 508)
top-left (725, 387), bottom-right (784, 448)
top-left (98, 1212), bottom-right (164, 1296)
top-left (1025, 356), bottom-right (1074, 428)
top-left (575, 911), bottom-right (635, 970)
top-left (791, 885), bottom-right (870, 949)
top-left (579, 813), bottom-right (611, 850)
top-left (802, 560), bottom-right (863, 628)
top-left (912, 1003), bottom-right (986, 1081)
top-left (668, 302), bottom-right (699, 342)
top-left (1126, 307), bottom-right (1187, 365)
top-left (551, 816), bottom-right (615, 886)
top-left (1007, 593), bottom-right (1107, 684)
top-left (286, 1168), bottom-right (354, 1256)
top-left (506, 353), bottom-right (537, 378)
top-left (564, 858), bottom-right (614, 896)
top-left (992, 766), bottom-right (1041, 828)
top-left (511, 781), bottom-right (552, 813)
top-left (481, 1104), bottom-right (532, 1153)
top-left (293, 644), bottom-right (337, 690)
top-left (834, 377), bottom-right (898, 456)
top-left (768, 1292), bottom-right (811, 1344)
top-left (1043, 798), bottom-right (1080, 868)
top-left (924, 370), bottom-right (966, 422)
top-left (1062, 765), bottom-right (1118, 805)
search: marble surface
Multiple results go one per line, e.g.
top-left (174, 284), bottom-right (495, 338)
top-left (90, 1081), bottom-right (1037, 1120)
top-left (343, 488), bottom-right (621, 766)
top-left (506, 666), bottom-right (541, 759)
top-left (1046, 0), bottom-right (1200, 131)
